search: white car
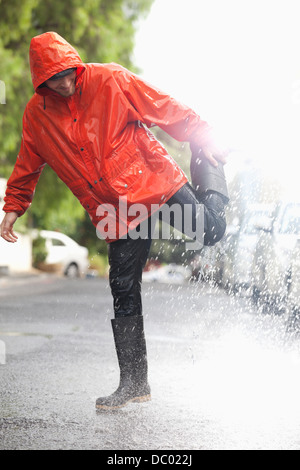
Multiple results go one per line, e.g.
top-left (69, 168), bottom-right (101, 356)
top-left (38, 230), bottom-right (89, 278)
top-left (252, 201), bottom-right (300, 309)
top-left (220, 204), bottom-right (276, 293)
top-left (142, 264), bottom-right (192, 284)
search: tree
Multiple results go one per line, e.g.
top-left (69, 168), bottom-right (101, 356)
top-left (0, 0), bottom-right (154, 243)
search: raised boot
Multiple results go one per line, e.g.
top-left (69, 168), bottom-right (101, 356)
top-left (190, 155), bottom-right (229, 205)
top-left (190, 155), bottom-right (229, 245)
top-left (96, 315), bottom-right (151, 411)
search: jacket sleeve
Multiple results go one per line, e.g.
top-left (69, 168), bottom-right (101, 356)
top-left (115, 65), bottom-right (214, 149)
top-left (3, 109), bottom-right (46, 216)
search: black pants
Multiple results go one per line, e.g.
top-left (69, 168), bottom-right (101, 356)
top-left (108, 182), bottom-right (226, 317)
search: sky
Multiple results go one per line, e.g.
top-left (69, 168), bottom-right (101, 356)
top-left (133, 0), bottom-right (300, 195)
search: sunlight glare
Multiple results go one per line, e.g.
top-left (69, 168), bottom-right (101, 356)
top-left (134, 0), bottom-right (300, 191)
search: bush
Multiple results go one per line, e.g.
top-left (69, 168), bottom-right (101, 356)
top-left (32, 235), bottom-right (48, 267)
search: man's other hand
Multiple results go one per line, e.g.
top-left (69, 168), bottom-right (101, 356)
top-left (0, 212), bottom-right (19, 243)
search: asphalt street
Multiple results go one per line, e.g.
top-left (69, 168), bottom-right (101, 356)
top-left (1, 274), bottom-right (300, 450)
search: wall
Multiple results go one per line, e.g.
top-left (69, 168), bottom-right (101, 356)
top-left (0, 178), bottom-right (33, 273)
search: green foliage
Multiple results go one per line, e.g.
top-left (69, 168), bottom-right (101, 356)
top-left (152, 127), bottom-right (192, 181)
top-left (88, 252), bottom-right (109, 277)
top-left (32, 233), bottom-right (47, 267)
top-left (149, 236), bottom-right (196, 267)
top-left (0, 0), bottom-right (154, 245)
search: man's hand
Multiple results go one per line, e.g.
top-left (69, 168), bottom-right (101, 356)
top-left (200, 143), bottom-right (228, 168)
top-left (190, 129), bottom-right (230, 168)
top-left (0, 212), bottom-right (19, 243)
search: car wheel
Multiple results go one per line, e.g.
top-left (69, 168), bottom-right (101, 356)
top-left (65, 263), bottom-right (79, 278)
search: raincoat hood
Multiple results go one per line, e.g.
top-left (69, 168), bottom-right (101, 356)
top-left (29, 32), bottom-right (85, 94)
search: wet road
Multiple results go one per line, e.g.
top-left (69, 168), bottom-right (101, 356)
top-left (1, 274), bottom-right (300, 450)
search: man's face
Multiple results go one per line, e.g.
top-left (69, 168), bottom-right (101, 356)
top-left (45, 70), bottom-right (77, 97)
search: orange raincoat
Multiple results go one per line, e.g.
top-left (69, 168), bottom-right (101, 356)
top-left (4, 32), bottom-right (213, 241)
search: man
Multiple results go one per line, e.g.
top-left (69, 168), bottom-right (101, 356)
top-left (0, 32), bottom-right (229, 410)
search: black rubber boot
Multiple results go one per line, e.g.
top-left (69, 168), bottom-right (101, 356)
top-left (190, 154), bottom-right (229, 245)
top-left (190, 155), bottom-right (229, 205)
top-left (96, 315), bottom-right (151, 411)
